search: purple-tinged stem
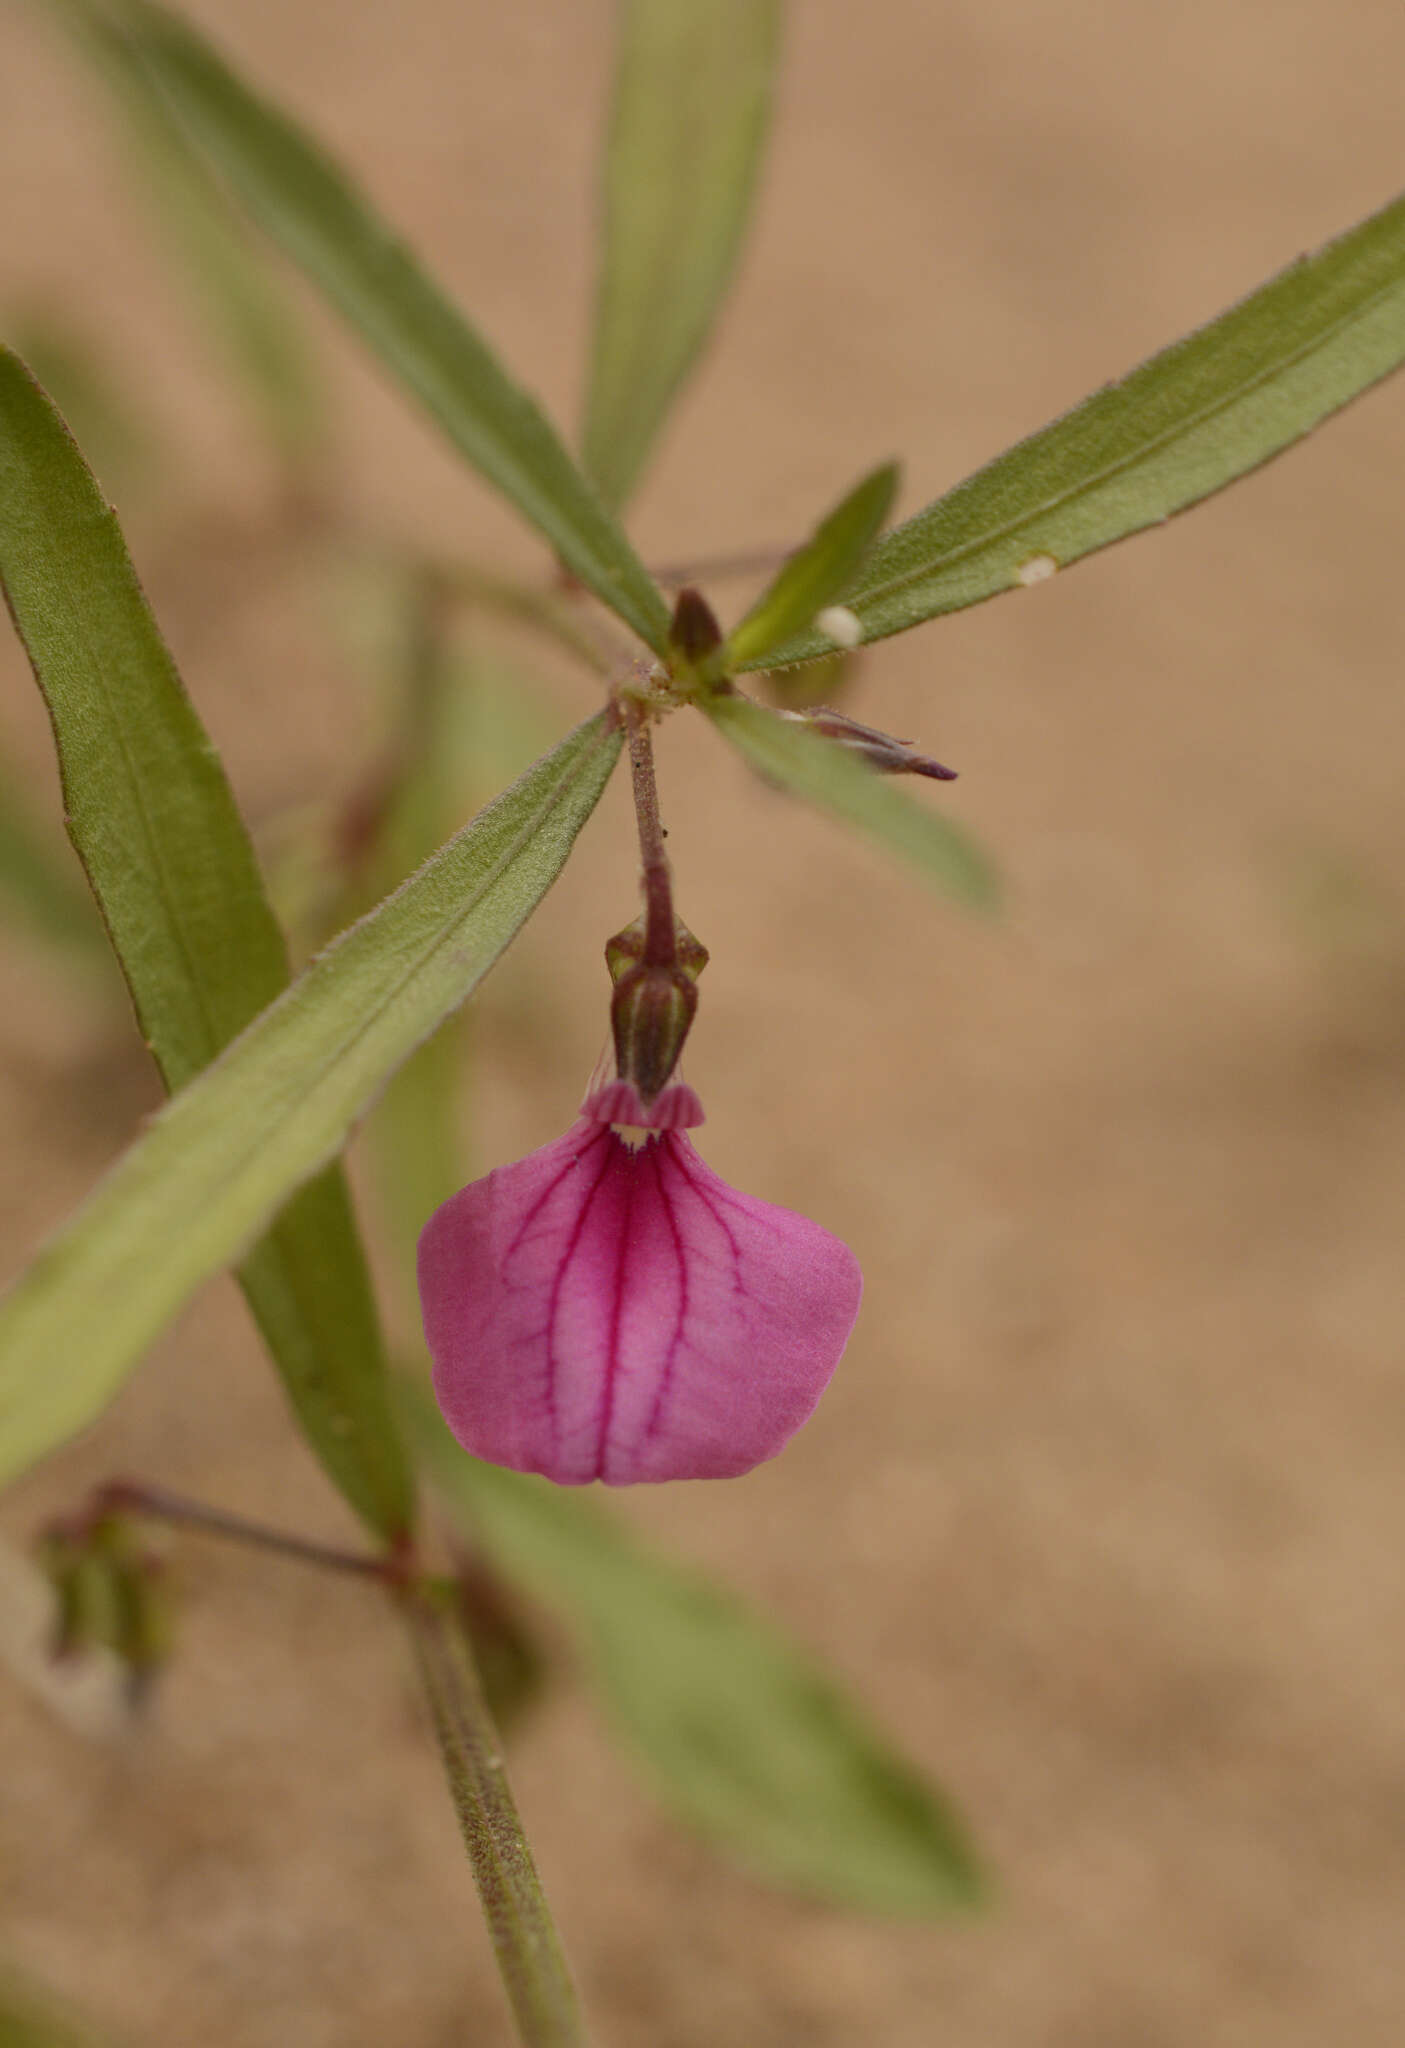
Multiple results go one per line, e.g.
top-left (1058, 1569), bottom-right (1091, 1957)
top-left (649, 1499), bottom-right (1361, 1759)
top-left (625, 706), bottom-right (677, 969)
top-left (82, 1478), bottom-right (398, 1581)
top-left (646, 541), bottom-right (796, 591)
top-left (56, 1480), bottom-right (589, 2046)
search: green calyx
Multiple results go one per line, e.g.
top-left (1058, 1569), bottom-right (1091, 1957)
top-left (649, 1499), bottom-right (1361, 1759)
top-left (605, 911), bottom-right (709, 1104)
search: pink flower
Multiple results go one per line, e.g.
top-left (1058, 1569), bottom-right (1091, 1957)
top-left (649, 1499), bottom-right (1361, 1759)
top-left (418, 1082), bottom-right (862, 1485)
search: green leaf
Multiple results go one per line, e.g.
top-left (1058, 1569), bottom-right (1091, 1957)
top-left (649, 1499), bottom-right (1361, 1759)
top-left (747, 188), bottom-right (1405, 665)
top-left (0, 346), bottom-right (413, 1538)
top-left (724, 461), bottom-right (898, 669)
top-left (88, 0), bottom-right (670, 653)
top-left (583, 0), bottom-right (781, 510)
top-left (702, 691), bottom-right (999, 909)
top-left (0, 710), bottom-right (620, 1495)
top-left (399, 1380), bottom-right (983, 1913)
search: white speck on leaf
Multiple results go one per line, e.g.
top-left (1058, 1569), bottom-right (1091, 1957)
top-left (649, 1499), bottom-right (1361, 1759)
top-left (1015, 553), bottom-right (1058, 587)
top-left (816, 604), bottom-right (862, 648)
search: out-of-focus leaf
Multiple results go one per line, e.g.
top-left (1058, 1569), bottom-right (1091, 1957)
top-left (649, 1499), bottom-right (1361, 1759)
top-left (349, 576), bottom-right (472, 1312)
top-left (86, 0), bottom-right (670, 653)
top-left (5, 312), bottom-right (159, 486)
top-left (360, 634), bottom-right (562, 1290)
top-left (750, 189), bottom-right (1405, 665)
top-left (0, 766), bottom-right (109, 963)
top-left (583, 0), bottom-right (781, 510)
top-left (400, 1381), bottom-right (984, 1913)
top-left (0, 1961), bottom-right (119, 2048)
top-left (703, 691), bottom-right (998, 908)
top-left (0, 712), bottom-right (621, 1495)
top-left (441, 651), bottom-right (562, 815)
top-left (724, 461), bottom-right (897, 668)
top-left (306, 593), bottom-right (564, 1319)
top-left (761, 646), bottom-right (856, 711)
top-left (451, 1554), bottom-right (547, 1735)
top-left (370, 1018), bottom-right (465, 1324)
top-left (0, 346), bottom-right (413, 1537)
top-left (52, 0), bottom-right (326, 467)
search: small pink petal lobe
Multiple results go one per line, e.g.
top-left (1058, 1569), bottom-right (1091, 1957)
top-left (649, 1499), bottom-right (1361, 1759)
top-left (418, 1121), bottom-right (861, 1485)
top-left (582, 1079), bottom-right (704, 1129)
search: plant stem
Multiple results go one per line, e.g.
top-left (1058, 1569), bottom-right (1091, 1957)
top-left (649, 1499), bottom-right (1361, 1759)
top-left (403, 1584), bottom-right (591, 2048)
top-left (88, 1479), bottom-right (395, 1581)
top-left (69, 1481), bottom-right (589, 2044)
top-left (624, 706), bottom-right (675, 968)
top-left (645, 540), bottom-right (794, 589)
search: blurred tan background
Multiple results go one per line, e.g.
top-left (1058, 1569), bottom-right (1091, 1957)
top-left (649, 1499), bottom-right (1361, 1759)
top-left (3, 0), bottom-right (1405, 2041)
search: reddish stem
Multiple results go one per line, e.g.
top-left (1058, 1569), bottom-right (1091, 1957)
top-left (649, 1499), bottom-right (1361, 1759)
top-left (625, 706), bottom-right (677, 969)
top-left (83, 1479), bottom-right (410, 1584)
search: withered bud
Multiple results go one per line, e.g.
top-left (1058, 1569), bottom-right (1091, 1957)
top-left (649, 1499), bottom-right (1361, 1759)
top-left (37, 1529), bottom-right (92, 1663)
top-left (610, 964), bottom-right (698, 1106)
top-left (37, 1515), bottom-right (173, 1702)
top-left (605, 911), bottom-right (708, 1105)
top-left (781, 706), bottom-right (958, 780)
top-left (668, 586), bottom-right (724, 682)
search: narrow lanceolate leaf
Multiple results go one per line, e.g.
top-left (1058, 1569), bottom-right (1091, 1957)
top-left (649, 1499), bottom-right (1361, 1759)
top-left (583, 0), bottom-right (781, 510)
top-left (89, 0), bottom-right (670, 655)
top-left (0, 348), bottom-right (412, 1537)
top-left (0, 700), bottom-right (620, 1495)
top-left (746, 189), bottom-right (1405, 666)
top-left (704, 692), bottom-right (998, 909)
top-left (403, 1590), bottom-right (589, 2048)
top-left (400, 1382), bottom-right (983, 1914)
top-left (724, 461), bottom-right (898, 669)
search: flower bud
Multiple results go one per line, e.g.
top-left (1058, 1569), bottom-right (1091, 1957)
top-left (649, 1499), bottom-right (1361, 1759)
top-left (605, 912), bottom-right (708, 1104)
top-left (37, 1529), bottom-right (100, 1663)
top-left (667, 586), bottom-right (725, 687)
top-left (610, 963), bottom-right (698, 1106)
top-left (781, 705), bottom-right (958, 780)
top-left (108, 1550), bottom-right (173, 1707)
top-left (37, 1516), bottom-right (173, 1707)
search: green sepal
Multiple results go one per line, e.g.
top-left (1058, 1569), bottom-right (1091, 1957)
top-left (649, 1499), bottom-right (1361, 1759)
top-left (725, 461), bottom-right (898, 669)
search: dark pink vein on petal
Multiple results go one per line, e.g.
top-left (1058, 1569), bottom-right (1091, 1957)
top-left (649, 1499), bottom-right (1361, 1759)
top-left (639, 1137), bottom-right (693, 1457)
top-left (667, 1144), bottom-right (747, 1296)
top-left (595, 1138), bottom-right (642, 1477)
top-left (528, 1129), bottom-right (615, 1472)
top-left (501, 1122), bottom-right (611, 1267)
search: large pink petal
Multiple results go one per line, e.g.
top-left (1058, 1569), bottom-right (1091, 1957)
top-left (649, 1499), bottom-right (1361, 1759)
top-left (418, 1120), bottom-right (862, 1484)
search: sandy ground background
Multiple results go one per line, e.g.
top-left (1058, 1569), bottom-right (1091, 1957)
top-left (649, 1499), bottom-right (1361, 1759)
top-left (2, 0), bottom-right (1405, 2042)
